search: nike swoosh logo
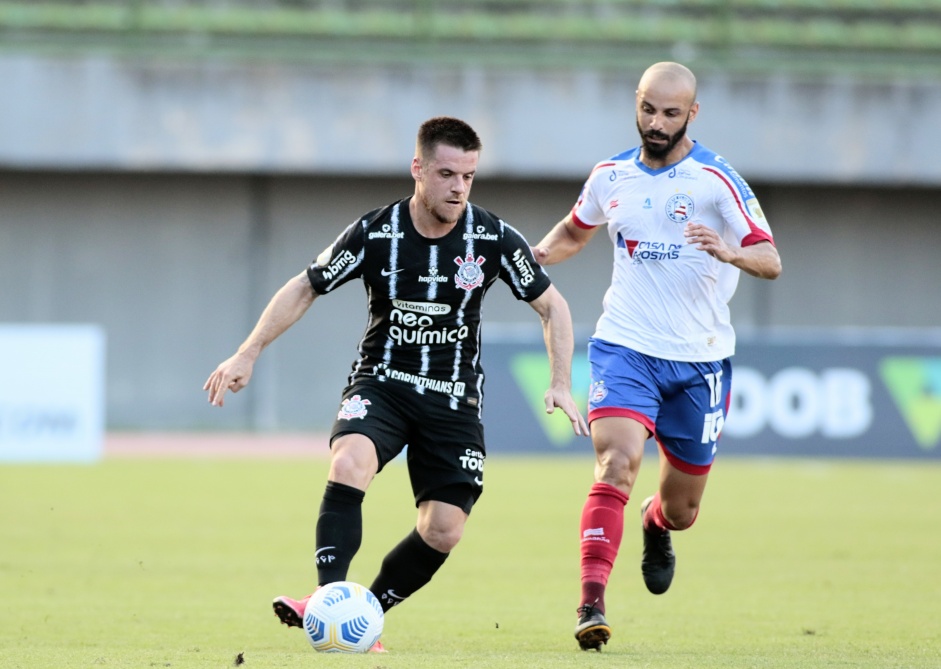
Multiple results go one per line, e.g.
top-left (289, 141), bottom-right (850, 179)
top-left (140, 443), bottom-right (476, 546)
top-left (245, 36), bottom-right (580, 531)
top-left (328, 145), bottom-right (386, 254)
top-left (381, 268), bottom-right (404, 276)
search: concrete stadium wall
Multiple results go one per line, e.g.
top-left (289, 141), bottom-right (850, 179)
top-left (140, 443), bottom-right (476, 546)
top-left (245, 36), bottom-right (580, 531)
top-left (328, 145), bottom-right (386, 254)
top-left (2, 55), bottom-right (941, 184)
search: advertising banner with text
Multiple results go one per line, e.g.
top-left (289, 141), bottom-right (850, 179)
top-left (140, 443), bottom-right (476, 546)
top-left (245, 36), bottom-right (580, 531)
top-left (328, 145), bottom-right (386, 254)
top-left (0, 324), bottom-right (106, 463)
top-left (481, 333), bottom-right (941, 459)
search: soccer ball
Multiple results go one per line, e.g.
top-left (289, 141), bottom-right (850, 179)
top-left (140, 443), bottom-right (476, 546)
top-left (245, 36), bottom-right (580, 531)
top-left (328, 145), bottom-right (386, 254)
top-left (302, 581), bottom-right (384, 653)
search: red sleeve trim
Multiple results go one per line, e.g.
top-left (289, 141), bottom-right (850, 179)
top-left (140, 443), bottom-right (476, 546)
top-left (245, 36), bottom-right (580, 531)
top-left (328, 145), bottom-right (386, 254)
top-left (571, 209), bottom-right (593, 229)
top-left (741, 231), bottom-right (775, 248)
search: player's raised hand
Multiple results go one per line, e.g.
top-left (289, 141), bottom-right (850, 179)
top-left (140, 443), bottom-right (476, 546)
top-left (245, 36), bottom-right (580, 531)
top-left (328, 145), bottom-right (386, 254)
top-left (203, 352), bottom-right (255, 407)
top-left (544, 387), bottom-right (590, 436)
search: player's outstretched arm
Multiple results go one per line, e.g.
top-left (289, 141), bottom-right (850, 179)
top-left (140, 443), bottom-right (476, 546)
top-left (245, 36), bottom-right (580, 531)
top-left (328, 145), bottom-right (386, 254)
top-left (531, 213), bottom-right (597, 266)
top-left (528, 285), bottom-right (590, 437)
top-left (204, 272), bottom-right (317, 407)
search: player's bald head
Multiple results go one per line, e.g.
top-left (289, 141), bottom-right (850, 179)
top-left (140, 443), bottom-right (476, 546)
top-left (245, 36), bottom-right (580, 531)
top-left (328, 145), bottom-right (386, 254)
top-left (637, 62), bottom-right (697, 106)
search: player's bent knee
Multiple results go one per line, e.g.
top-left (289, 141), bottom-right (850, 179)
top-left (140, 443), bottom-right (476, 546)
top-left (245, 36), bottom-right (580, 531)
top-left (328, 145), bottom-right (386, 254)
top-left (418, 512), bottom-right (466, 551)
top-left (328, 453), bottom-right (374, 490)
top-left (668, 514), bottom-right (696, 531)
top-left (417, 490), bottom-right (473, 553)
top-left (419, 524), bottom-right (463, 553)
top-left (595, 447), bottom-right (641, 488)
top-left (661, 502), bottom-right (700, 531)
top-left (328, 436), bottom-right (379, 489)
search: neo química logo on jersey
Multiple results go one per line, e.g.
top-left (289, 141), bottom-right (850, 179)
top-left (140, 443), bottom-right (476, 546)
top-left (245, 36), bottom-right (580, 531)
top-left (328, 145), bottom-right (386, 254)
top-left (880, 357), bottom-right (941, 451)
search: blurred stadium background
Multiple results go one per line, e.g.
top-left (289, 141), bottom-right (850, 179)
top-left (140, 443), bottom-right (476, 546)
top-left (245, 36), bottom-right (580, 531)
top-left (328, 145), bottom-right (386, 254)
top-left (1, 0), bottom-right (940, 460)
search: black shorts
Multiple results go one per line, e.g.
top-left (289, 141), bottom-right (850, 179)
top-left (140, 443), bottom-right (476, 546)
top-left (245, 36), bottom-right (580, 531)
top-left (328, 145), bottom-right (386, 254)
top-left (329, 378), bottom-right (486, 514)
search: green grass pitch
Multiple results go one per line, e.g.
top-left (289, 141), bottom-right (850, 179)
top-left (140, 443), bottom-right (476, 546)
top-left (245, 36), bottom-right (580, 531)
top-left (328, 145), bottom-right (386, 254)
top-left (2, 453), bottom-right (939, 668)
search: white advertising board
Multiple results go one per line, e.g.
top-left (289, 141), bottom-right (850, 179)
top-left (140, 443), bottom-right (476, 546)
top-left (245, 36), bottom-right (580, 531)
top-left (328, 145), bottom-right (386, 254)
top-left (0, 325), bottom-right (106, 462)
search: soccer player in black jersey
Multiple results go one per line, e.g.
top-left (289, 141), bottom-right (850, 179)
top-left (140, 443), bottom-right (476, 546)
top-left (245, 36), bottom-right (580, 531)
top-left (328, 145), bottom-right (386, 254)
top-left (204, 116), bottom-right (589, 652)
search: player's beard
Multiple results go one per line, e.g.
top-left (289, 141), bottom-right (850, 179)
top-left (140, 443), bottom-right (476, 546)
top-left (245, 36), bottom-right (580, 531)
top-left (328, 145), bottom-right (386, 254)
top-left (637, 115), bottom-right (690, 159)
top-left (420, 191), bottom-right (465, 226)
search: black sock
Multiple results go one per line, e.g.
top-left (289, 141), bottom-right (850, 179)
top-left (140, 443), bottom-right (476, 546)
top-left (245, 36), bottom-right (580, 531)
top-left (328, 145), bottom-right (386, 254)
top-left (315, 481), bottom-right (365, 585)
top-left (369, 528), bottom-right (449, 612)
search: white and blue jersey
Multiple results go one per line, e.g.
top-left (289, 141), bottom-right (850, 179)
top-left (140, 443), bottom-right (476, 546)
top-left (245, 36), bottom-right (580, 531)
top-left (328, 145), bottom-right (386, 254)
top-left (572, 141), bottom-right (775, 363)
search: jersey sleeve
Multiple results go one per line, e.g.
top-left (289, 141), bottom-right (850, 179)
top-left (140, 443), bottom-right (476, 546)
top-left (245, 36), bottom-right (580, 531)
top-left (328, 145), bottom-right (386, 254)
top-left (498, 221), bottom-right (551, 302)
top-left (571, 161), bottom-right (615, 229)
top-left (306, 218), bottom-right (366, 294)
top-left (704, 157), bottom-right (775, 248)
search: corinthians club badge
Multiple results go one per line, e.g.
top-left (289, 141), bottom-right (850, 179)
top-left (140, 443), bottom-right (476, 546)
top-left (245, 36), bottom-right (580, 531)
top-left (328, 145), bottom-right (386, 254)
top-left (338, 395), bottom-right (371, 420)
top-left (454, 253), bottom-right (486, 290)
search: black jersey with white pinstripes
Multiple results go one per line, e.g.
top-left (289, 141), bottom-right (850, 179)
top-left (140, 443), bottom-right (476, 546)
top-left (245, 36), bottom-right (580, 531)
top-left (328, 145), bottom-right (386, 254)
top-left (307, 197), bottom-right (551, 413)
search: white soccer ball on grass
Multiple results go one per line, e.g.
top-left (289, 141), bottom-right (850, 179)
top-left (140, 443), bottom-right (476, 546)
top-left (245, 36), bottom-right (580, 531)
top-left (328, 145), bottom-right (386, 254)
top-left (302, 581), bottom-right (384, 653)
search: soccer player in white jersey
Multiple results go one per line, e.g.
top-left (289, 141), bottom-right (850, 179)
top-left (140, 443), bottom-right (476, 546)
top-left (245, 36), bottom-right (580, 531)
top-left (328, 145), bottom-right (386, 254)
top-left (533, 62), bottom-right (782, 651)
